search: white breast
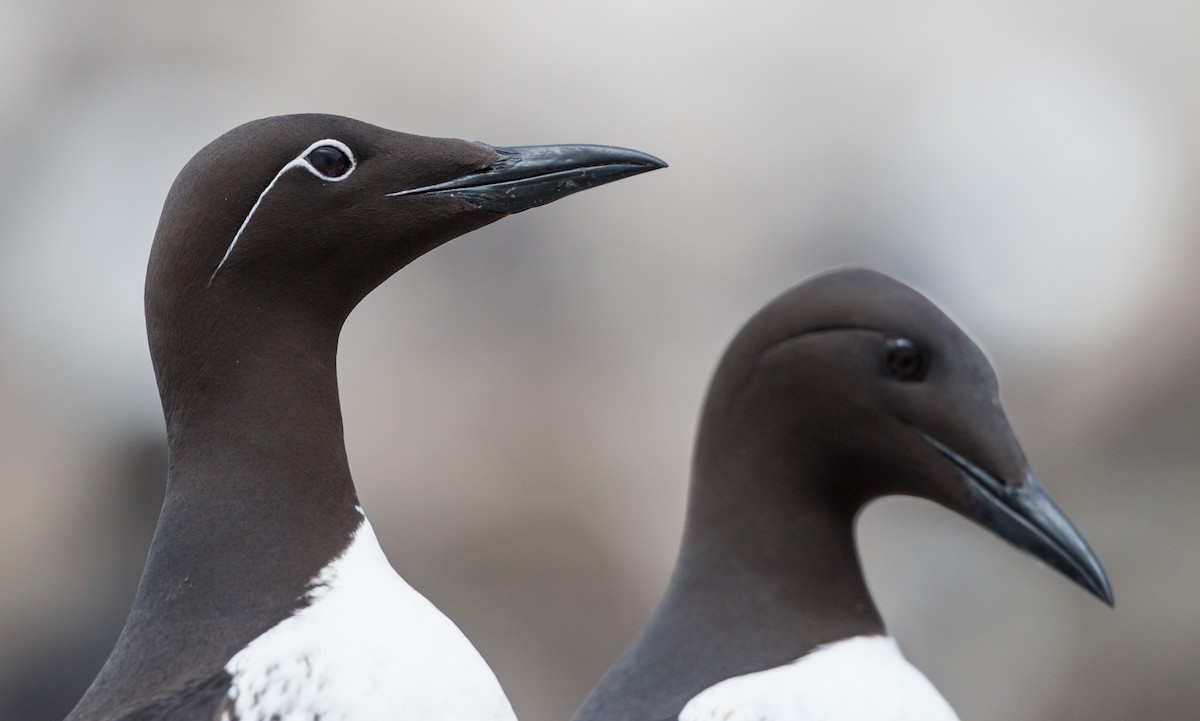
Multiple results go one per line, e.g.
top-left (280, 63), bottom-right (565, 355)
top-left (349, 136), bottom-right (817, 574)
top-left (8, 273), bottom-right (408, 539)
top-left (221, 515), bottom-right (518, 721)
top-left (678, 635), bottom-right (959, 721)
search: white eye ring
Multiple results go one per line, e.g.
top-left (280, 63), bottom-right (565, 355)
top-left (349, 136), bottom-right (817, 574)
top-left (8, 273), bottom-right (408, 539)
top-left (297, 138), bottom-right (357, 181)
top-left (209, 137), bottom-right (357, 284)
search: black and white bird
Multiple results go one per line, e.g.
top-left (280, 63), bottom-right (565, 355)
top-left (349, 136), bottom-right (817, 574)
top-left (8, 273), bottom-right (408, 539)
top-left (572, 268), bottom-right (1112, 721)
top-left (66, 114), bottom-right (665, 721)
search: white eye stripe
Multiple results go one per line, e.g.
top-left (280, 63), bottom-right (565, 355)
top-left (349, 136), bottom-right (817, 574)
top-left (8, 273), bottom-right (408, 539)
top-left (208, 138), bottom-right (357, 285)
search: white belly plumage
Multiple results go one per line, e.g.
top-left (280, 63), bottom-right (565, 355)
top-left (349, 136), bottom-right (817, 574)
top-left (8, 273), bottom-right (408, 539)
top-left (678, 635), bottom-right (959, 721)
top-left (220, 515), bottom-right (517, 721)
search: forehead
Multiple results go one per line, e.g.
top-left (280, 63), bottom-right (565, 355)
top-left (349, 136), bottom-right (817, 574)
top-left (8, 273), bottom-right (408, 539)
top-left (191, 115), bottom-right (383, 172)
top-left (765, 271), bottom-right (948, 334)
top-left (745, 269), bottom-right (994, 367)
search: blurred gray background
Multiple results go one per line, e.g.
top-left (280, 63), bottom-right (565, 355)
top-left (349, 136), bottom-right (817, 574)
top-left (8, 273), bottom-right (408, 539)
top-left (1, 2), bottom-right (1197, 720)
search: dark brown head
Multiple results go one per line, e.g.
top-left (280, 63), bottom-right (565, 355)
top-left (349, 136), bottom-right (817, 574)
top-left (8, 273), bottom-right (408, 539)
top-left (694, 267), bottom-right (1112, 604)
top-left (145, 113), bottom-right (664, 416)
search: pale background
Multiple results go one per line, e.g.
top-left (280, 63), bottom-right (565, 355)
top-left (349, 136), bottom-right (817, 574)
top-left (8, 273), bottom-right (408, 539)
top-left (1, 2), bottom-right (1197, 720)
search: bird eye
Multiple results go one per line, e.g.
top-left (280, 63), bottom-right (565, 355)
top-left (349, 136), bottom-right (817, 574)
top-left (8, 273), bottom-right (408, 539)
top-left (885, 338), bottom-right (926, 381)
top-left (305, 144), bottom-right (353, 179)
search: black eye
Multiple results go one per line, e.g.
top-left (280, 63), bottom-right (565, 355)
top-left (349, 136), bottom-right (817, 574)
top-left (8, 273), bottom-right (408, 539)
top-left (305, 145), bottom-right (352, 178)
top-left (885, 338), bottom-right (926, 381)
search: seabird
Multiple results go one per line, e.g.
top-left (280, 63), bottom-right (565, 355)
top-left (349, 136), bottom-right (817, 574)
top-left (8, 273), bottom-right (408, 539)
top-left (66, 113), bottom-right (665, 721)
top-left (572, 268), bottom-right (1112, 721)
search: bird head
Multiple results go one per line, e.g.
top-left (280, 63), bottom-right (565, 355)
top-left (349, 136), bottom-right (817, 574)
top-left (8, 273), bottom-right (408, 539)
top-left (697, 268), bottom-right (1112, 604)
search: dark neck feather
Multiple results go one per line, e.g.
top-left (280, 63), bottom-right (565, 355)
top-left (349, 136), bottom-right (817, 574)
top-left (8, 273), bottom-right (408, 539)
top-left (70, 296), bottom-right (362, 721)
top-left (574, 377), bottom-right (883, 721)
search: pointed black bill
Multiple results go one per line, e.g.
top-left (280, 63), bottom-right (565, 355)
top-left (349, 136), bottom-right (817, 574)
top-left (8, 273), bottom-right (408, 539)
top-left (388, 143), bottom-right (666, 213)
top-left (921, 432), bottom-right (1114, 606)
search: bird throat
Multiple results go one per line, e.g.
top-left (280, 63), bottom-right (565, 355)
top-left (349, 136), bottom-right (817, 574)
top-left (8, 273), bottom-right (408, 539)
top-left (83, 306), bottom-right (366, 718)
top-left (574, 464), bottom-right (885, 721)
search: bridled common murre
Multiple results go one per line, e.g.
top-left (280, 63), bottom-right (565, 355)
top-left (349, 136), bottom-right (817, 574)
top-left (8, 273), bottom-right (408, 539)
top-left (66, 113), bottom-right (665, 721)
top-left (572, 268), bottom-right (1112, 721)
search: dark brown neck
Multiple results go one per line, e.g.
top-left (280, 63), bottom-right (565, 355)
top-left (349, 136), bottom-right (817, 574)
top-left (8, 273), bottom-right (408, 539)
top-left (153, 306), bottom-right (363, 599)
top-left (573, 394), bottom-right (883, 721)
top-left (673, 460), bottom-right (883, 644)
top-left (71, 302), bottom-right (363, 721)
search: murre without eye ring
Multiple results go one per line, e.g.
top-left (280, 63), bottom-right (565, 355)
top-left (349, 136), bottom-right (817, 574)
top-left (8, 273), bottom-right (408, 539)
top-left (209, 138), bottom-right (357, 284)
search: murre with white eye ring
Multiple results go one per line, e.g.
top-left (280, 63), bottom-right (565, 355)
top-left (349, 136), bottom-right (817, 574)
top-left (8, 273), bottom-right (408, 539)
top-left (66, 113), bottom-right (665, 721)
